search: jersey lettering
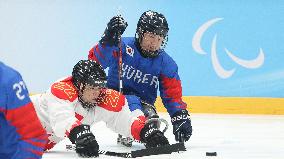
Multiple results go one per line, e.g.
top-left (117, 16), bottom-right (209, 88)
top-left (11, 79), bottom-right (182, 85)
top-left (12, 81), bottom-right (26, 100)
top-left (122, 63), bottom-right (159, 88)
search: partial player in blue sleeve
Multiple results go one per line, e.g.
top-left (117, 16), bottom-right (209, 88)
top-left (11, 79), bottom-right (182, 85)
top-left (0, 61), bottom-right (48, 159)
top-left (88, 10), bottom-right (192, 145)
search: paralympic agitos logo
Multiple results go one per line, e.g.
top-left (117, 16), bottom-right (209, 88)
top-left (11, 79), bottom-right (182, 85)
top-left (192, 18), bottom-right (265, 79)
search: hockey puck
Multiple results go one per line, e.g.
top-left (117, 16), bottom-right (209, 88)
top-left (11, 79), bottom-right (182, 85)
top-left (206, 152), bottom-right (217, 156)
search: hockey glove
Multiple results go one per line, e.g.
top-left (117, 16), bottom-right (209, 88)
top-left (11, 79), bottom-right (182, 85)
top-left (68, 124), bottom-right (99, 158)
top-left (140, 121), bottom-right (169, 148)
top-left (100, 15), bottom-right (128, 46)
top-left (171, 109), bottom-right (192, 142)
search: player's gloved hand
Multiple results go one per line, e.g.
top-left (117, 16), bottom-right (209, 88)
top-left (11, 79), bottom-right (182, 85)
top-left (171, 109), bottom-right (192, 142)
top-left (140, 121), bottom-right (169, 148)
top-left (69, 124), bottom-right (99, 158)
top-left (100, 15), bottom-right (128, 46)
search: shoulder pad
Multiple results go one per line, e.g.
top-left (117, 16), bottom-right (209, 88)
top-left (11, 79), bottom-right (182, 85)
top-left (97, 89), bottom-right (125, 112)
top-left (51, 80), bottom-right (78, 102)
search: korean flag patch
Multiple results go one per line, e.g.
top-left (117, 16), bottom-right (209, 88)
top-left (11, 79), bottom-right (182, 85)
top-left (126, 45), bottom-right (134, 57)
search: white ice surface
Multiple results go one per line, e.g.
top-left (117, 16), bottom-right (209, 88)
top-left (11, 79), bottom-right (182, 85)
top-left (43, 113), bottom-right (284, 159)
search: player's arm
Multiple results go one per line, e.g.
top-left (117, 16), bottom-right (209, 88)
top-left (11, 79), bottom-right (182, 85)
top-left (88, 15), bottom-right (127, 68)
top-left (94, 90), bottom-right (143, 140)
top-left (159, 58), bottom-right (187, 116)
top-left (46, 93), bottom-right (99, 158)
top-left (47, 83), bottom-right (82, 139)
top-left (159, 56), bottom-right (192, 142)
top-left (6, 72), bottom-right (47, 158)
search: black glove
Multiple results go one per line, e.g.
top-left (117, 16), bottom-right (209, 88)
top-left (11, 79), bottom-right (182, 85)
top-left (69, 125), bottom-right (99, 158)
top-left (140, 121), bottom-right (169, 148)
top-left (171, 109), bottom-right (192, 142)
top-left (100, 15), bottom-right (128, 46)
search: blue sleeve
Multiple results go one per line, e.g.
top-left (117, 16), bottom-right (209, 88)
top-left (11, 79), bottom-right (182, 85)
top-left (88, 42), bottom-right (120, 69)
top-left (6, 71), bottom-right (31, 109)
top-left (3, 68), bottom-right (47, 158)
top-left (159, 54), bottom-right (187, 117)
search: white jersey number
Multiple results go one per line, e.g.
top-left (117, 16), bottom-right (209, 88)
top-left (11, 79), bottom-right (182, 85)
top-left (13, 81), bottom-right (26, 100)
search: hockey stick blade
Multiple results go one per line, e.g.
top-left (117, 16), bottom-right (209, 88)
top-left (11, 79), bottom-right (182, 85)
top-left (131, 142), bottom-right (186, 158)
top-left (66, 142), bottom-right (186, 158)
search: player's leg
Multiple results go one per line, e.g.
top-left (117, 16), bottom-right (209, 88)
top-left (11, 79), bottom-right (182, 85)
top-left (116, 98), bottom-right (145, 147)
top-left (114, 96), bottom-right (169, 148)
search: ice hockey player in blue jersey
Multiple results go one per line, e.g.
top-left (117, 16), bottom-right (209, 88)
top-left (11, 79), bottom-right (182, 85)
top-left (88, 10), bottom-right (192, 143)
top-left (0, 61), bottom-right (48, 159)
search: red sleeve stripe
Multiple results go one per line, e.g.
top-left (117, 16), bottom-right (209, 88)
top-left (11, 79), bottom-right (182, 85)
top-left (25, 148), bottom-right (44, 157)
top-left (88, 47), bottom-right (99, 62)
top-left (6, 102), bottom-right (48, 148)
top-left (95, 44), bottom-right (105, 59)
top-left (160, 74), bottom-right (187, 109)
top-left (160, 74), bottom-right (182, 98)
top-left (24, 138), bottom-right (48, 149)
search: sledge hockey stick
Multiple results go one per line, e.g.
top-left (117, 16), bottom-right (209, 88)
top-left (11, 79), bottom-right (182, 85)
top-left (116, 23), bottom-right (131, 146)
top-left (66, 142), bottom-right (186, 158)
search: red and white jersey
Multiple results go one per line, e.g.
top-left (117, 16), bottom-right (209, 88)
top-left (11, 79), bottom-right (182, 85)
top-left (31, 77), bottom-right (146, 148)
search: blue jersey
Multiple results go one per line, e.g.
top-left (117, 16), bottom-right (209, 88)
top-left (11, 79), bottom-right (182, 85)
top-left (0, 62), bottom-right (47, 159)
top-left (88, 37), bottom-right (187, 116)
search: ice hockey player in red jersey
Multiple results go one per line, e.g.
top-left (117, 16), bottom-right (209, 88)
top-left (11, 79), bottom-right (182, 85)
top-left (31, 60), bottom-right (169, 158)
top-left (0, 61), bottom-right (48, 159)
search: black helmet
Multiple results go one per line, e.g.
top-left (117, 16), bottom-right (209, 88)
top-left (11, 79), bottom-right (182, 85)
top-left (72, 60), bottom-right (106, 109)
top-left (72, 60), bottom-right (106, 89)
top-left (135, 10), bottom-right (169, 58)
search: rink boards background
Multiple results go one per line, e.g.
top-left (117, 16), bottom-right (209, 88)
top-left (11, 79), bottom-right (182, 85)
top-left (1, 1), bottom-right (283, 115)
top-left (155, 97), bottom-right (284, 115)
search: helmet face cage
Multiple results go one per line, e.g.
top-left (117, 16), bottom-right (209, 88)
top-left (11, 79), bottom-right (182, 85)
top-left (72, 60), bottom-right (107, 109)
top-left (135, 10), bottom-right (169, 58)
top-left (77, 83), bottom-right (106, 110)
